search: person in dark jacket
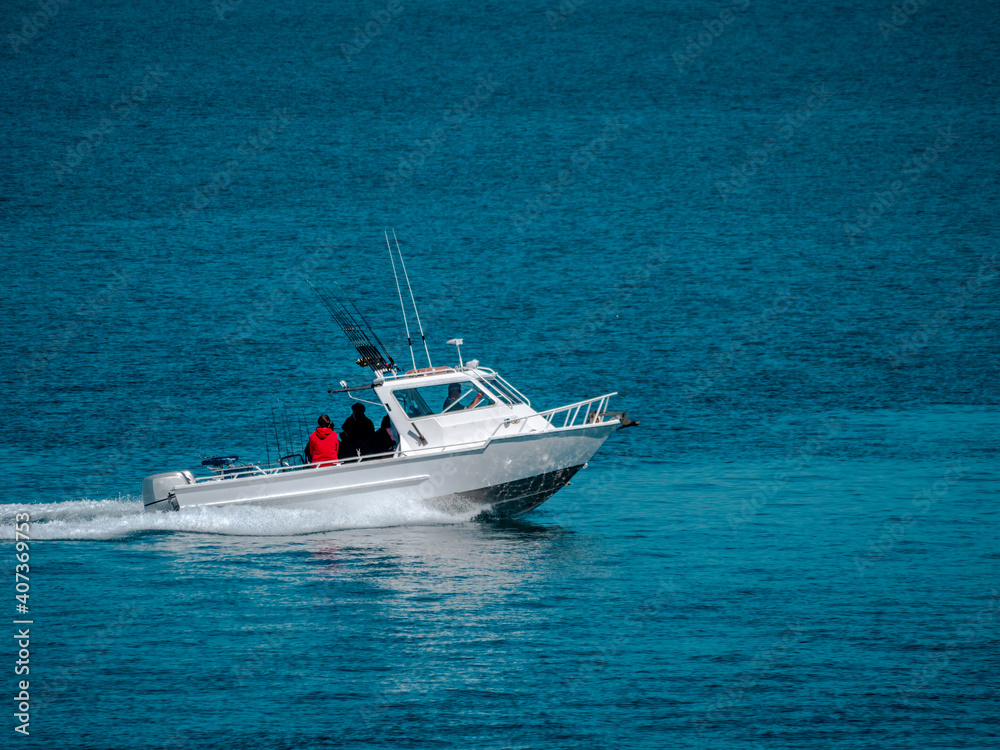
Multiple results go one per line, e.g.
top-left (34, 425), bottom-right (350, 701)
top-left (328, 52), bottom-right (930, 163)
top-left (443, 383), bottom-right (484, 412)
top-left (442, 383), bottom-right (463, 412)
top-left (305, 414), bottom-right (339, 467)
top-left (365, 415), bottom-right (398, 458)
top-left (340, 403), bottom-right (375, 458)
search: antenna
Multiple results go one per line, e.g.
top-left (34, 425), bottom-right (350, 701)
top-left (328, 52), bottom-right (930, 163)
top-left (392, 229), bottom-right (432, 368)
top-left (386, 231), bottom-right (417, 371)
top-left (447, 338), bottom-right (464, 367)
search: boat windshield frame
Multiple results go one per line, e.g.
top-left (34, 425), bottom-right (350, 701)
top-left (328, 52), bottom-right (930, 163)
top-left (377, 366), bottom-right (532, 409)
top-left (477, 372), bottom-right (530, 407)
top-left (389, 377), bottom-right (499, 420)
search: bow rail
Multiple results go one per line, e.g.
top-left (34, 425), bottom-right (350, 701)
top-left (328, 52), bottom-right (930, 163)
top-left (492, 392), bottom-right (618, 437)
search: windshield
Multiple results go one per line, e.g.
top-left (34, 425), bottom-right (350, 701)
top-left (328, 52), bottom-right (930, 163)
top-left (393, 381), bottom-right (496, 418)
top-left (483, 376), bottom-right (527, 406)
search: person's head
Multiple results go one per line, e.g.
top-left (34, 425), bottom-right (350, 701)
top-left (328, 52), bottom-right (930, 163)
top-left (381, 415), bottom-right (392, 429)
top-left (448, 384), bottom-right (461, 398)
top-left (352, 403), bottom-right (365, 414)
top-left (318, 414), bottom-right (332, 428)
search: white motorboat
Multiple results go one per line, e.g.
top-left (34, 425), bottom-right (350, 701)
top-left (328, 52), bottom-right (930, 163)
top-left (142, 233), bottom-right (634, 519)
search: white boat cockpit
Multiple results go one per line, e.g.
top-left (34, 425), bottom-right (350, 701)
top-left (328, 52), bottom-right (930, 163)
top-left (370, 366), bottom-right (550, 452)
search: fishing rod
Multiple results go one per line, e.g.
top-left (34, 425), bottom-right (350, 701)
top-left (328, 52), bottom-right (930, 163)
top-left (344, 293), bottom-right (396, 373)
top-left (254, 397), bottom-right (272, 469)
top-left (308, 280), bottom-right (396, 372)
top-left (270, 403), bottom-right (282, 458)
top-left (392, 229), bottom-right (432, 368)
top-left (281, 392), bottom-right (292, 461)
top-left (262, 404), bottom-right (271, 469)
top-left (386, 230), bottom-right (417, 371)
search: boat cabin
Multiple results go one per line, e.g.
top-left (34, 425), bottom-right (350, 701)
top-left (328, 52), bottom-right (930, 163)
top-left (371, 366), bottom-right (546, 452)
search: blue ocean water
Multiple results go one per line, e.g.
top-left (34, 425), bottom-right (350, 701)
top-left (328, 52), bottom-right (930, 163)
top-left (2, 0), bottom-right (998, 747)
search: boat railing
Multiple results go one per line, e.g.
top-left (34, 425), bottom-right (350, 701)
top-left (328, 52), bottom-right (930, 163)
top-left (491, 392), bottom-right (618, 437)
top-left (191, 436), bottom-right (487, 483)
top-left (192, 449), bottom-right (403, 482)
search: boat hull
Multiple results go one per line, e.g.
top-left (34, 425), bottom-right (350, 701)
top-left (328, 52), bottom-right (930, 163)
top-left (447, 463), bottom-right (586, 519)
top-left (146, 422), bottom-right (616, 519)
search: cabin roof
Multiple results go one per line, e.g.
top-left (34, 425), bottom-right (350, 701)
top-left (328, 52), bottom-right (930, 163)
top-left (375, 366), bottom-right (493, 388)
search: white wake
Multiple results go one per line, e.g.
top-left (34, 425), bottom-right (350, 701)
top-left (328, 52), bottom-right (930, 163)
top-left (0, 495), bottom-right (472, 540)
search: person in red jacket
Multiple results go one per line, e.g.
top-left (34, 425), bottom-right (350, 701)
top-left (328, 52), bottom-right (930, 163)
top-left (305, 414), bottom-right (339, 467)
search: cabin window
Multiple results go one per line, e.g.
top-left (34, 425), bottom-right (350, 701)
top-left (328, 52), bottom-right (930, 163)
top-left (393, 381), bottom-right (496, 419)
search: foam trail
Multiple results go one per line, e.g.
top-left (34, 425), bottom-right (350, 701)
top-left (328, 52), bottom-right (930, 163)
top-left (0, 495), bottom-right (473, 540)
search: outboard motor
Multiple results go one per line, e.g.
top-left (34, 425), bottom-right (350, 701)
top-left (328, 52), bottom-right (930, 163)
top-left (142, 471), bottom-right (194, 512)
